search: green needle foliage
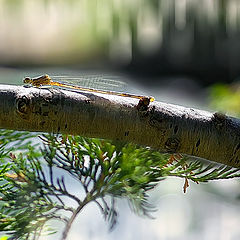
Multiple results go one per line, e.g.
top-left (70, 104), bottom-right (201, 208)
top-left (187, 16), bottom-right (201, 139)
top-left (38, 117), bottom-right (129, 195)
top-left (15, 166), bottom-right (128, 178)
top-left (0, 130), bottom-right (240, 239)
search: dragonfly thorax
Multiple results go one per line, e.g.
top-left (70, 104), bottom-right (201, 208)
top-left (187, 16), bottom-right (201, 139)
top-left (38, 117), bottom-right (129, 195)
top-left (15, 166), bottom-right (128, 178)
top-left (23, 74), bottom-right (52, 87)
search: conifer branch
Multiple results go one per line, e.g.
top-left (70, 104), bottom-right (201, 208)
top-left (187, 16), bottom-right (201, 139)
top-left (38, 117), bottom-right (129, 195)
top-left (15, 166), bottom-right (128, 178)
top-left (0, 130), bottom-right (240, 239)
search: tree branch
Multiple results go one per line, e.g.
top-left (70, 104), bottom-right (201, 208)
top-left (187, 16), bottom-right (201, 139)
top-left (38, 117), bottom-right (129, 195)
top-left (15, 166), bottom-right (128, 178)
top-left (0, 84), bottom-right (240, 167)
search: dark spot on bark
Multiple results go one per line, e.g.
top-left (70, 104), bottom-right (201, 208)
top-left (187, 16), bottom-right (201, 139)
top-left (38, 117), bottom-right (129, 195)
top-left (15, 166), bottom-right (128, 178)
top-left (136, 97), bottom-right (151, 111)
top-left (57, 126), bottom-right (60, 132)
top-left (65, 123), bottom-right (68, 129)
top-left (212, 112), bottom-right (228, 129)
top-left (124, 131), bottom-right (129, 136)
top-left (213, 112), bottom-right (226, 120)
top-left (16, 96), bottom-right (29, 115)
top-left (170, 124), bottom-right (172, 128)
top-left (165, 137), bottom-right (180, 152)
top-left (174, 125), bottom-right (178, 134)
top-left (196, 139), bottom-right (200, 148)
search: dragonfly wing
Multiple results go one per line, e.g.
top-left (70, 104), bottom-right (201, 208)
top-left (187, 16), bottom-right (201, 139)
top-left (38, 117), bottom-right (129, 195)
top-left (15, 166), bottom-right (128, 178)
top-left (51, 75), bottom-right (128, 93)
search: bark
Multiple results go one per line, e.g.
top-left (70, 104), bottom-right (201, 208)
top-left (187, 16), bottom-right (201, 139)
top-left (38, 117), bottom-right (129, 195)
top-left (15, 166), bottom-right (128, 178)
top-left (0, 84), bottom-right (240, 168)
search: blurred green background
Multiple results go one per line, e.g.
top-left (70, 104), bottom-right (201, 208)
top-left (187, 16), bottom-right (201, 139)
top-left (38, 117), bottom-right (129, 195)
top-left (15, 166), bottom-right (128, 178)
top-left (1, 0), bottom-right (240, 240)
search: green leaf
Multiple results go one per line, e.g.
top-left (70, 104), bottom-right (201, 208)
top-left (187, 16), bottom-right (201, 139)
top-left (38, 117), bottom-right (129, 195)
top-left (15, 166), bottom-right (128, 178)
top-left (0, 236), bottom-right (9, 240)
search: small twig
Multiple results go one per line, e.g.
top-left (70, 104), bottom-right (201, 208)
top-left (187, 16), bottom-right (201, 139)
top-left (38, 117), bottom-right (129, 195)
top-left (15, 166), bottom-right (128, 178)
top-left (61, 200), bottom-right (88, 240)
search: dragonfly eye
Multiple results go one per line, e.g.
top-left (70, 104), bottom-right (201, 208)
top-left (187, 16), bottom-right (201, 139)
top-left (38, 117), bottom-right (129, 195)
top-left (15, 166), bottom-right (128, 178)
top-left (23, 77), bottom-right (31, 83)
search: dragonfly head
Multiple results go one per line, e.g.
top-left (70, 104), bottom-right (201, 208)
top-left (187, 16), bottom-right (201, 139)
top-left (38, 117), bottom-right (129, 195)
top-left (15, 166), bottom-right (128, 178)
top-left (23, 77), bottom-right (32, 84)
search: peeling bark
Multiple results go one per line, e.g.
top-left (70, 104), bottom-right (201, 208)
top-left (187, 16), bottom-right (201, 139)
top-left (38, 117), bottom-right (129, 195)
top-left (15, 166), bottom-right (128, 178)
top-left (0, 84), bottom-right (240, 168)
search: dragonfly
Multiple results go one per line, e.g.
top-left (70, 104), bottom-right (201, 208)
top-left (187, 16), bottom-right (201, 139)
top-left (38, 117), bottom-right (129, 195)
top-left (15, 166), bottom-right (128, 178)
top-left (23, 74), bottom-right (155, 104)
